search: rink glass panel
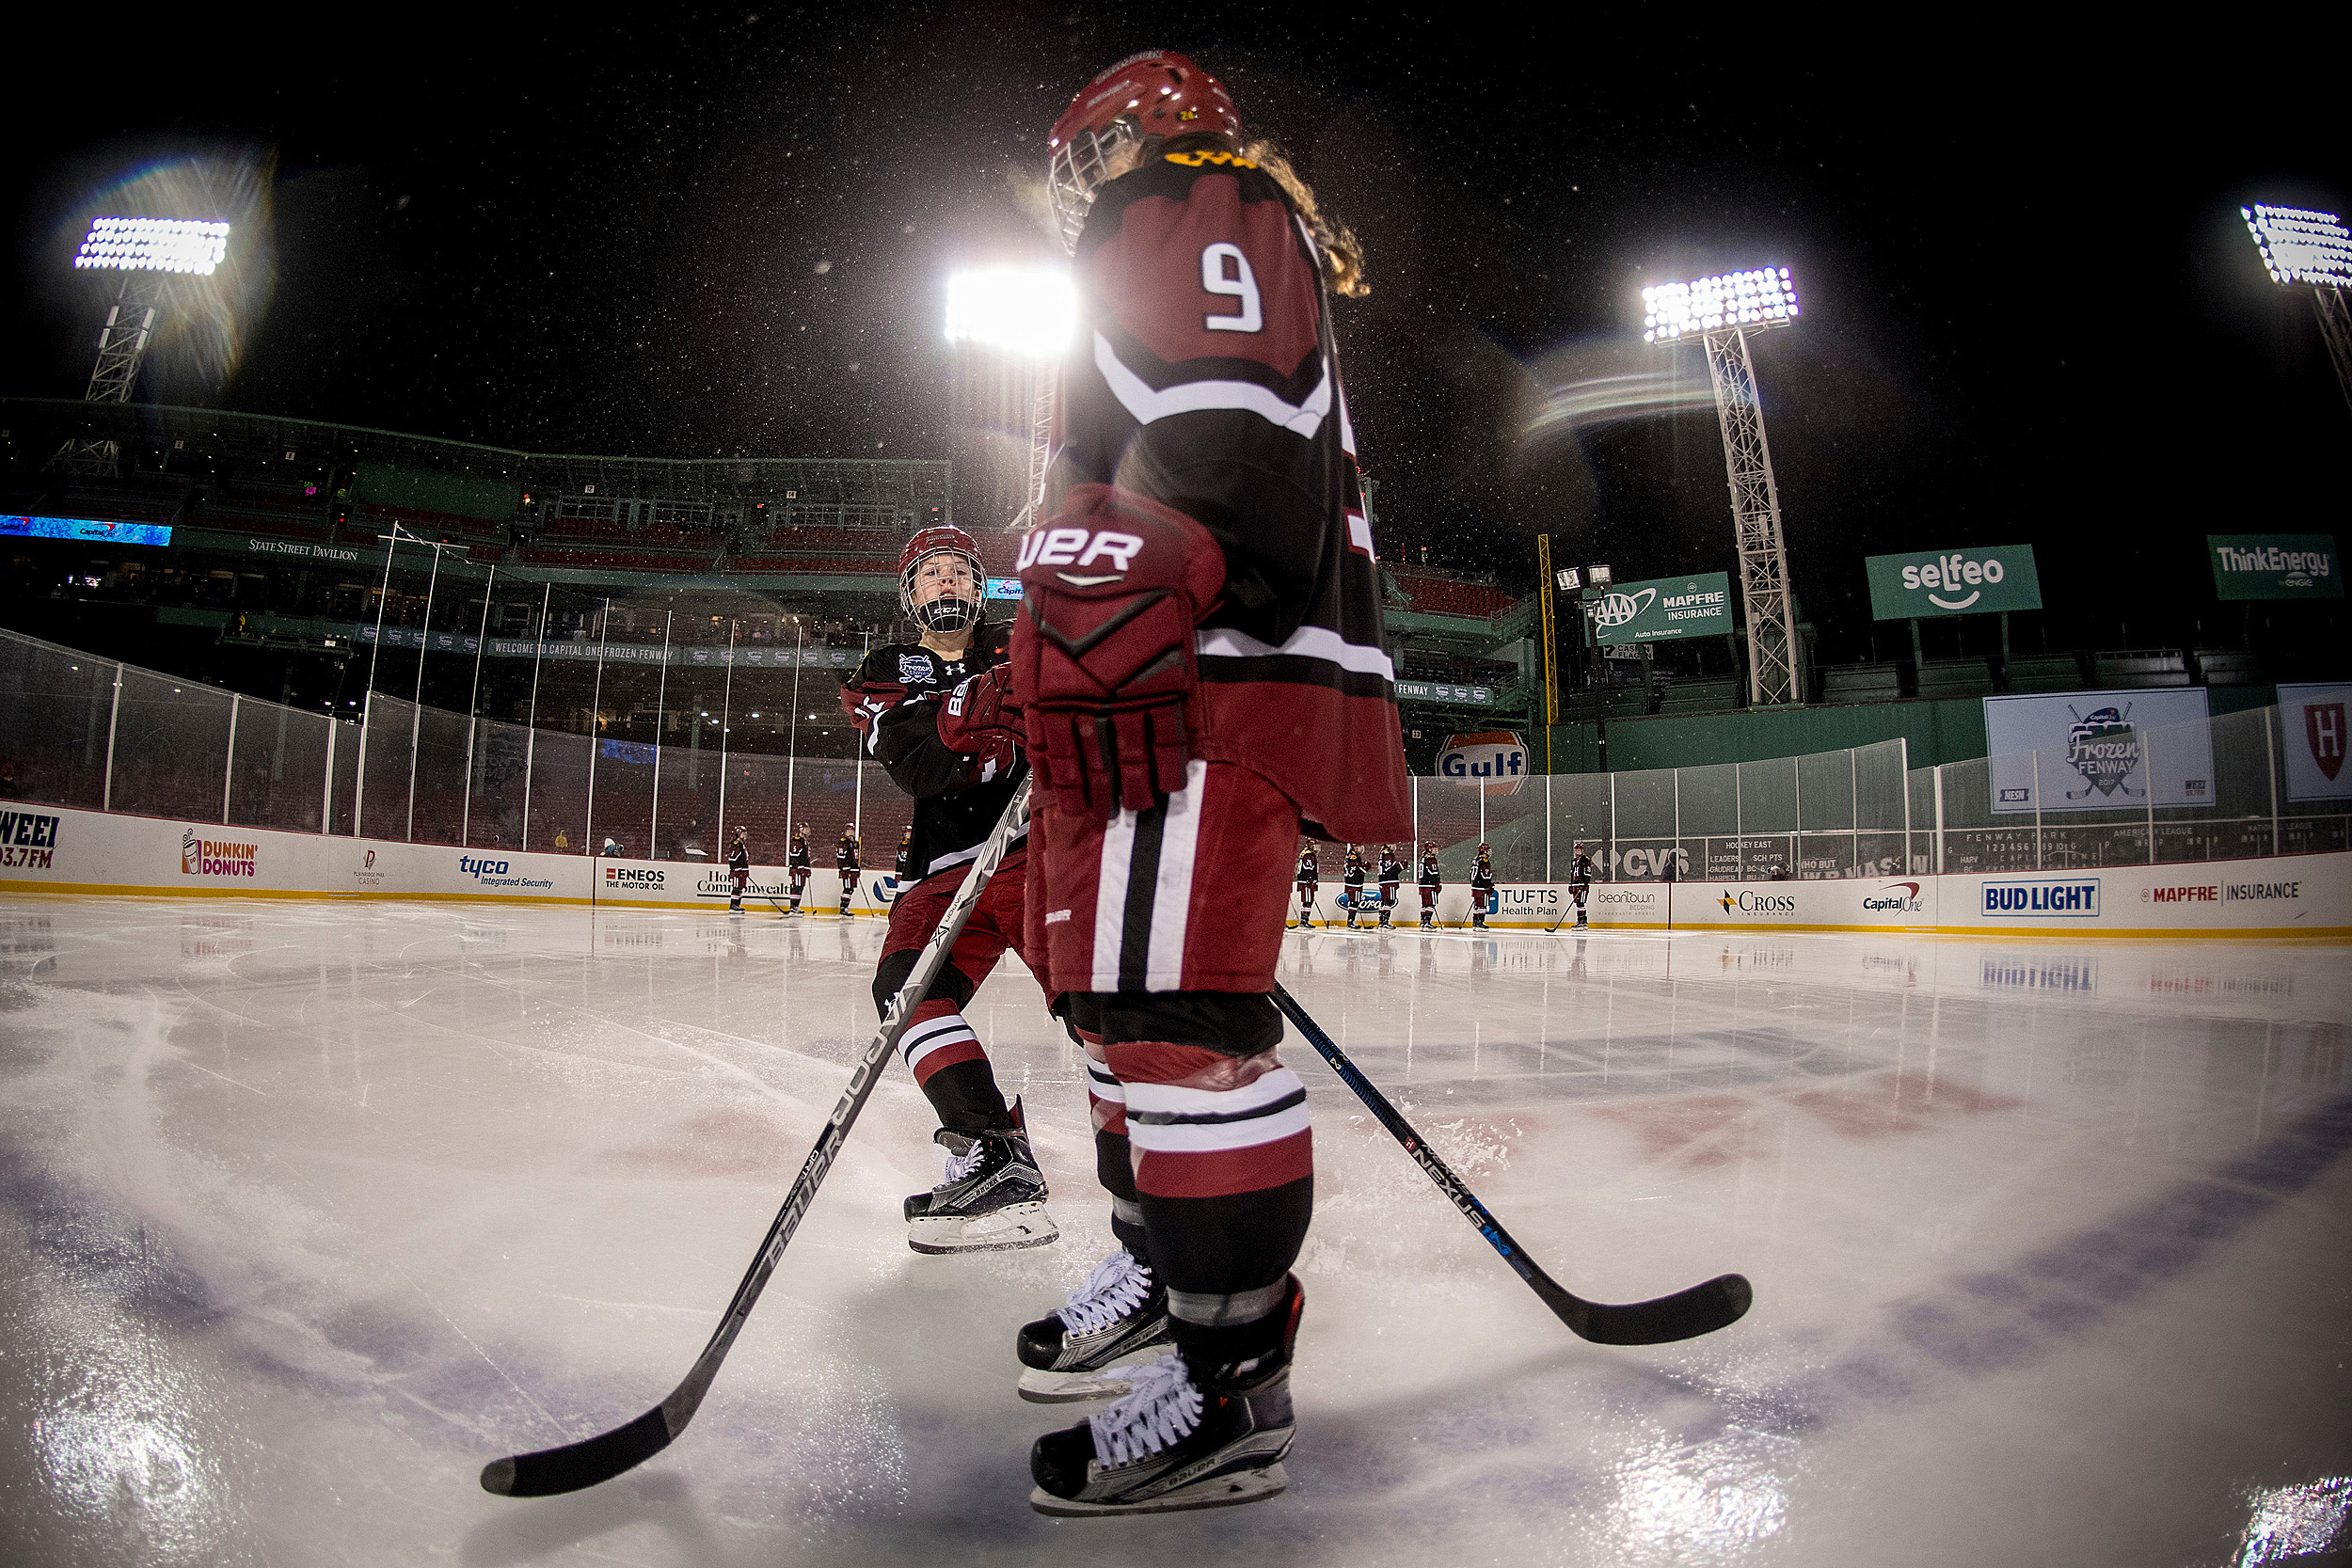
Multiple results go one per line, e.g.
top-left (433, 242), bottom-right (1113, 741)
top-left (0, 630), bottom-right (117, 811)
top-left (229, 701), bottom-right (332, 834)
top-left (110, 667), bottom-right (234, 822)
top-left (4, 626), bottom-right (2344, 878)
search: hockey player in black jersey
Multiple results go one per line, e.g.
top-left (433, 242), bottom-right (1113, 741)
top-left (1417, 842), bottom-right (1441, 928)
top-left (1470, 843), bottom-right (1497, 930)
top-left (1376, 845), bottom-right (1404, 929)
top-left (786, 826), bottom-right (812, 912)
top-left (839, 526), bottom-right (1087, 1264)
top-left (1568, 841), bottom-right (1597, 931)
top-left (1341, 846), bottom-right (1368, 928)
top-left (726, 827), bottom-right (751, 913)
top-left (1291, 842), bottom-right (1319, 929)
top-left (893, 825), bottom-right (914, 889)
top-left (834, 826), bottom-right (859, 918)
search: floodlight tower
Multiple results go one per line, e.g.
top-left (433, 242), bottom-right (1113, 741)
top-left (1642, 267), bottom-right (1804, 705)
top-left (2243, 205), bottom-right (2352, 420)
top-left (944, 266), bottom-right (1075, 530)
top-left (54, 216), bottom-right (231, 475)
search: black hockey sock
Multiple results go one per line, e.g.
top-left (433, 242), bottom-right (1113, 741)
top-left (1095, 1126), bottom-right (1150, 1257)
top-left (919, 1057), bottom-right (1014, 1139)
top-left (1138, 1176), bottom-right (1311, 1362)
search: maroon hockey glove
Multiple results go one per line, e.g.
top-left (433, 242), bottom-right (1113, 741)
top-left (1012, 483), bottom-right (1225, 818)
top-left (935, 664), bottom-right (1023, 780)
top-left (840, 679), bottom-right (907, 748)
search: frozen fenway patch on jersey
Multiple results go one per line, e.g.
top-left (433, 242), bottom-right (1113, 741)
top-left (898, 654), bottom-right (935, 685)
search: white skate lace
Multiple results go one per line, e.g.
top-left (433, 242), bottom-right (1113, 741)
top-left (1087, 1354), bottom-right (1202, 1465)
top-left (933, 1140), bottom-right (985, 1189)
top-left (1056, 1248), bottom-right (1152, 1333)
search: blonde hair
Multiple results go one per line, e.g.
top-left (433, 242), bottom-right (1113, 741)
top-left (1239, 138), bottom-right (1369, 299)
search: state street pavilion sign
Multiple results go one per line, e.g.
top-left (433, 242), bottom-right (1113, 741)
top-left (1865, 545), bottom-right (2042, 619)
top-left (1588, 571), bottom-right (1733, 646)
top-left (2207, 535), bottom-right (2342, 601)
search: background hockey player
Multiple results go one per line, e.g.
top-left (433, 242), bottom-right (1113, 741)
top-left (1376, 844), bottom-right (1404, 929)
top-left (1013, 49), bottom-right (1411, 1515)
top-left (726, 827), bottom-right (751, 912)
top-left (834, 824), bottom-right (859, 918)
top-left (1417, 841), bottom-right (1441, 928)
top-left (1293, 840), bottom-right (1319, 929)
top-left (894, 824), bottom-right (914, 891)
top-left (1568, 841), bottom-right (1597, 930)
top-left (1470, 842), bottom-right (1496, 929)
top-left (1341, 845), bottom-right (1368, 928)
top-left (840, 525), bottom-right (1066, 1257)
top-left (786, 825), bottom-right (812, 912)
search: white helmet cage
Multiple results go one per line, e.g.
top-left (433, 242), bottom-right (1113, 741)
top-left (901, 540), bottom-right (987, 632)
top-left (1046, 115), bottom-right (1141, 255)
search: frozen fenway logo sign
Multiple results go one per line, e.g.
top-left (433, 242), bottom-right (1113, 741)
top-left (1982, 879), bottom-right (2099, 917)
top-left (2063, 705), bottom-right (2141, 800)
top-left (182, 830), bottom-right (257, 879)
top-left (1435, 730), bottom-right (1529, 795)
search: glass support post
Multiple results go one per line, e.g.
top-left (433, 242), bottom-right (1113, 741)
top-left (405, 542), bottom-right (443, 843)
top-left (649, 608), bottom-right (674, 858)
top-left (222, 692), bottom-right (239, 824)
top-left (522, 582), bottom-right (550, 850)
top-left (460, 562), bottom-right (496, 847)
top-left (584, 599), bottom-right (612, 855)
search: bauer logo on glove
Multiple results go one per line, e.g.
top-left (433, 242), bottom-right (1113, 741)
top-left (1011, 483), bottom-right (1225, 819)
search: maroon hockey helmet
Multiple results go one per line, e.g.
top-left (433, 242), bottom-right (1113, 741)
top-left (1046, 51), bottom-right (1240, 253)
top-left (899, 524), bottom-right (986, 631)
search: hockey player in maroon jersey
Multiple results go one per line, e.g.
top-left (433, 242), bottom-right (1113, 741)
top-left (1340, 845), bottom-right (1368, 928)
top-left (1291, 841), bottom-right (1319, 928)
top-left (839, 526), bottom-right (1073, 1255)
top-left (1376, 843), bottom-right (1404, 929)
top-left (1417, 841), bottom-right (1441, 928)
top-left (786, 825), bottom-right (812, 912)
top-left (1013, 49), bottom-right (1411, 1515)
top-left (725, 827), bottom-right (751, 913)
top-left (834, 825), bottom-right (860, 918)
top-left (1470, 842), bottom-right (1496, 929)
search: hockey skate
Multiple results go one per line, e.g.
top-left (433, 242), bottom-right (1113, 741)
top-left (904, 1106), bottom-right (1057, 1254)
top-left (1419, 911), bottom-right (1434, 929)
top-left (1017, 1248), bottom-right (1175, 1403)
top-left (1030, 1277), bottom-right (1300, 1516)
top-left (1377, 911), bottom-right (1391, 929)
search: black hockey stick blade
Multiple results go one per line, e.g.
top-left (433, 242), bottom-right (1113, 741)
top-left (481, 1406), bottom-right (674, 1497)
top-left (1270, 982), bottom-right (1752, 1347)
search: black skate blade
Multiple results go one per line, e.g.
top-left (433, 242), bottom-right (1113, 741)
top-left (480, 1406), bottom-right (674, 1497)
top-left (1571, 1272), bottom-right (1754, 1347)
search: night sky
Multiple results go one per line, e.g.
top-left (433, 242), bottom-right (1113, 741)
top-left (6, 8), bottom-right (2344, 661)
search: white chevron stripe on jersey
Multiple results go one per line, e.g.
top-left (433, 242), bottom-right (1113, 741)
top-left (1093, 331), bottom-right (1332, 438)
top-left (1123, 1068), bottom-right (1302, 1121)
top-left (1195, 623), bottom-right (1396, 682)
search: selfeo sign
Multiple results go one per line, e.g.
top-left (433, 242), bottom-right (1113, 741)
top-left (1866, 545), bottom-right (2042, 619)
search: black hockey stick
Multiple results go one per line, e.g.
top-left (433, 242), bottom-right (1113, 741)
top-left (1269, 983), bottom-right (1751, 1346)
top-left (482, 781), bottom-right (1032, 1498)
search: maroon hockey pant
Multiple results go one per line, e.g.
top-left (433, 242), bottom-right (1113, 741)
top-left (875, 849), bottom-right (1051, 1136)
top-left (1034, 765), bottom-right (1311, 1370)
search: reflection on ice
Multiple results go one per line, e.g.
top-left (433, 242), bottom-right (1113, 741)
top-left (0, 897), bottom-right (2344, 1566)
top-left (2235, 1476), bottom-right (2351, 1566)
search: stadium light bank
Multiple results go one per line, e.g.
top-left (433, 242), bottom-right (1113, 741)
top-left (946, 266), bottom-right (1073, 531)
top-left (55, 215), bottom-right (235, 476)
top-left (2242, 204), bottom-right (2352, 420)
top-left (1640, 266), bottom-right (1803, 706)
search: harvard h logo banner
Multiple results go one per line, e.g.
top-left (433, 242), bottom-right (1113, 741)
top-left (2280, 684), bottom-right (2352, 803)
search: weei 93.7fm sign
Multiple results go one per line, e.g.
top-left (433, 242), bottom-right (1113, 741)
top-left (1865, 545), bottom-right (2042, 619)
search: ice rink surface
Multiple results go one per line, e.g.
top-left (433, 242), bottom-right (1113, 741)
top-left (0, 895), bottom-right (2346, 1568)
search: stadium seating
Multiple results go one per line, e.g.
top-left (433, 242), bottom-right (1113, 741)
top-left (1819, 662), bottom-right (1903, 704)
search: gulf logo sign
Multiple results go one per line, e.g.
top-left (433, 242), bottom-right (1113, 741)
top-left (1437, 730), bottom-right (1531, 795)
